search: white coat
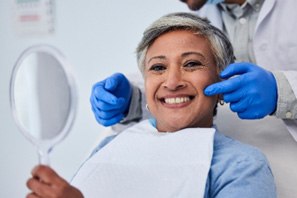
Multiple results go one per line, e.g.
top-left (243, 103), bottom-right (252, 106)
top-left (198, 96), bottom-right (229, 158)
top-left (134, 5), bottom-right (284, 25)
top-left (198, 1), bottom-right (297, 197)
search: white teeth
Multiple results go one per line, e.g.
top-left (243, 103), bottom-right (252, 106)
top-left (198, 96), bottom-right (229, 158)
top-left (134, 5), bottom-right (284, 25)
top-left (164, 97), bottom-right (190, 104)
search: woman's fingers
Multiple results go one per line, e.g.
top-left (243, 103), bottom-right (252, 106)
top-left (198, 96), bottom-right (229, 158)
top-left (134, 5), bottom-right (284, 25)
top-left (27, 165), bottom-right (84, 198)
top-left (31, 165), bottom-right (67, 186)
top-left (26, 177), bottom-right (54, 197)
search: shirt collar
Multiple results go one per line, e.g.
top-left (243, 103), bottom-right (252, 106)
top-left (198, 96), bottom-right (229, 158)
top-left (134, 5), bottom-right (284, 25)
top-left (248, 0), bottom-right (264, 11)
top-left (219, 0), bottom-right (264, 18)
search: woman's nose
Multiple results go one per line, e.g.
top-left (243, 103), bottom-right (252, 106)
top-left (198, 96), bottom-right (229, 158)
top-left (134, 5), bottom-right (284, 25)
top-left (163, 69), bottom-right (186, 90)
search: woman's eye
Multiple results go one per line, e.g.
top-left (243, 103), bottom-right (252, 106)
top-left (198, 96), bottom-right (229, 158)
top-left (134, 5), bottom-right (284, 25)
top-left (184, 61), bottom-right (203, 68)
top-left (149, 64), bottom-right (166, 72)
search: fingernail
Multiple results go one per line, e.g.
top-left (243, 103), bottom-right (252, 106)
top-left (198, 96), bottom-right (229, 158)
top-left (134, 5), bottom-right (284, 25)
top-left (204, 87), bottom-right (212, 95)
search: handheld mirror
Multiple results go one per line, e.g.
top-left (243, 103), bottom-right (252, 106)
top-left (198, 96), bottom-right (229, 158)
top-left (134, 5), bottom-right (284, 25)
top-left (10, 45), bottom-right (77, 165)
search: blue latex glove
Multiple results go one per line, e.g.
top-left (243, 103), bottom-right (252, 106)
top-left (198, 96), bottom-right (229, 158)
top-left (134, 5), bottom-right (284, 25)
top-left (90, 73), bottom-right (132, 126)
top-left (204, 62), bottom-right (278, 119)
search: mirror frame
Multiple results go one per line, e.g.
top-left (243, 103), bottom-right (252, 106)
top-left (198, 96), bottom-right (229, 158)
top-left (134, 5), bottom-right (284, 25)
top-left (9, 44), bottom-right (77, 151)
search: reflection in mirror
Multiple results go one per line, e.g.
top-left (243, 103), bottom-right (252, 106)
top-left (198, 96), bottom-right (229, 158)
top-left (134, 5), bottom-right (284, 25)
top-left (10, 45), bottom-right (77, 165)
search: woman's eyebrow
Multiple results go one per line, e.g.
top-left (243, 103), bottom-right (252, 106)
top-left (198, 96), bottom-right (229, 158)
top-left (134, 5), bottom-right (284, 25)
top-left (147, 55), bottom-right (166, 64)
top-left (181, 51), bottom-right (205, 59)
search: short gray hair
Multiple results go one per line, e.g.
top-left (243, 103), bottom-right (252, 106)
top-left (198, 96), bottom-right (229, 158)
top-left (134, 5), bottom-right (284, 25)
top-left (136, 12), bottom-right (235, 75)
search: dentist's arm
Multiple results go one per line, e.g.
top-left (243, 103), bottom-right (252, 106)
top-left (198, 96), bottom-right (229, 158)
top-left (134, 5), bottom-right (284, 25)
top-left (204, 62), bottom-right (278, 119)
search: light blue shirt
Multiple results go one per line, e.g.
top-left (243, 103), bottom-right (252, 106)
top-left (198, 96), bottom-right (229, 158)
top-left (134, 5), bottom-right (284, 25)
top-left (219, 0), bottom-right (264, 63)
top-left (204, 132), bottom-right (276, 198)
top-left (88, 126), bottom-right (276, 197)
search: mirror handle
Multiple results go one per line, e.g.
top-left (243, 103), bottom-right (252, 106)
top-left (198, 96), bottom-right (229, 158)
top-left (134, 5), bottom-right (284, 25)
top-left (38, 147), bottom-right (51, 165)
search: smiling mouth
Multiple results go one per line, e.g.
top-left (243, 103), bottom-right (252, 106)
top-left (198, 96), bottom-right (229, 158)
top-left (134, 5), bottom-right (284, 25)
top-left (161, 96), bottom-right (195, 104)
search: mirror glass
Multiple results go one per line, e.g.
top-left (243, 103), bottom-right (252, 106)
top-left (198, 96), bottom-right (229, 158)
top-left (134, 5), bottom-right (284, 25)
top-left (10, 45), bottom-right (77, 165)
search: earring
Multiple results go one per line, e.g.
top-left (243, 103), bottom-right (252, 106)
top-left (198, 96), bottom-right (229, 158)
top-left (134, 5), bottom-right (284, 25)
top-left (145, 104), bottom-right (150, 111)
top-left (218, 94), bottom-right (224, 105)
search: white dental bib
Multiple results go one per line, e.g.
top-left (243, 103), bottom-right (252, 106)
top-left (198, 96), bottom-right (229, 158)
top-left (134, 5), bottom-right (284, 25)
top-left (72, 120), bottom-right (215, 198)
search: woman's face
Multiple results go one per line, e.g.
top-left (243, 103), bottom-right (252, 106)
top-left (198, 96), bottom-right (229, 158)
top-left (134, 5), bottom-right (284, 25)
top-left (144, 30), bottom-right (219, 132)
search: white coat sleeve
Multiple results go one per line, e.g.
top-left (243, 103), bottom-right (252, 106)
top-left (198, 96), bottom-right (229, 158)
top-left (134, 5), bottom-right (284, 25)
top-left (273, 71), bottom-right (297, 141)
top-left (111, 72), bottom-right (150, 133)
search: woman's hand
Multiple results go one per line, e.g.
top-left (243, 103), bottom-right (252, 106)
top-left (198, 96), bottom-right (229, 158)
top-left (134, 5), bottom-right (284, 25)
top-left (26, 165), bottom-right (84, 198)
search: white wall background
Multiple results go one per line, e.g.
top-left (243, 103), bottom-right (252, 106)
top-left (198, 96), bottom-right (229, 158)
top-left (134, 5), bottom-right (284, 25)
top-left (0, 1), bottom-right (188, 197)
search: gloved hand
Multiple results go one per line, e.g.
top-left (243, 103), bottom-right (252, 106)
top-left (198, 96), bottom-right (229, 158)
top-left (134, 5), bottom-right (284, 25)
top-left (204, 62), bottom-right (278, 119)
top-left (90, 73), bottom-right (132, 126)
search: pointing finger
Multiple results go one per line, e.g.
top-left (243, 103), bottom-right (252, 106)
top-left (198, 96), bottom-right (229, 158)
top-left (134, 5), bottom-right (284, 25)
top-left (204, 76), bottom-right (243, 96)
top-left (220, 62), bottom-right (254, 79)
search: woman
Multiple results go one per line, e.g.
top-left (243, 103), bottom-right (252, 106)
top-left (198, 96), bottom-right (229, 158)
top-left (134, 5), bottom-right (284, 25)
top-left (26, 13), bottom-right (276, 198)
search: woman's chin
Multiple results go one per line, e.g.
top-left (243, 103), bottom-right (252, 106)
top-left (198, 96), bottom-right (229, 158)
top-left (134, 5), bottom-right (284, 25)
top-left (156, 121), bottom-right (189, 133)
